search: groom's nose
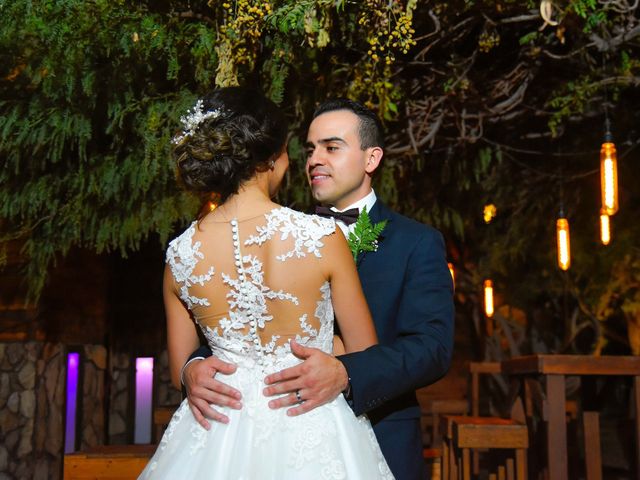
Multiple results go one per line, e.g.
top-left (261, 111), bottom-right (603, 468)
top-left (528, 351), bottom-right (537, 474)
top-left (306, 151), bottom-right (323, 168)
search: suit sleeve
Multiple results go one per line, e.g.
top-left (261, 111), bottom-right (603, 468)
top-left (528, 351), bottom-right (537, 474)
top-left (188, 345), bottom-right (212, 362)
top-left (338, 229), bottom-right (454, 416)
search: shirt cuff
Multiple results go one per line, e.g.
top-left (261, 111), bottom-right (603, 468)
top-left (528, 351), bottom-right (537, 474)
top-left (180, 356), bottom-right (205, 386)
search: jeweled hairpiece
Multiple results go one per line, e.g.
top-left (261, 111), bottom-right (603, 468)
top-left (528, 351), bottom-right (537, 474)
top-left (172, 99), bottom-right (222, 144)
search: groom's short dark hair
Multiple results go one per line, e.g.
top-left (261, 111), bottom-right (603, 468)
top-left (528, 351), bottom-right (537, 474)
top-left (312, 99), bottom-right (385, 150)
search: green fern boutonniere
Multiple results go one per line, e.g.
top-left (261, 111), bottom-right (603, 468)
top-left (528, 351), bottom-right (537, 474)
top-left (347, 206), bottom-right (388, 261)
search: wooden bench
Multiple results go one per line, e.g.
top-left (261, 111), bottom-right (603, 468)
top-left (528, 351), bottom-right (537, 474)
top-left (423, 398), bottom-right (469, 446)
top-left (442, 415), bottom-right (528, 480)
top-left (63, 444), bottom-right (155, 480)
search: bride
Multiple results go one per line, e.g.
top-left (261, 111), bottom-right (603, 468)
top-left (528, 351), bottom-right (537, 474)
top-left (139, 87), bottom-right (394, 479)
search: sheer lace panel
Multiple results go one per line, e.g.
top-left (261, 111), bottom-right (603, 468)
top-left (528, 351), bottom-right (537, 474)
top-left (166, 207), bottom-right (337, 364)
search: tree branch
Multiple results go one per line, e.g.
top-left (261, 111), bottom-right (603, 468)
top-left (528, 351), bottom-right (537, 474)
top-left (589, 23), bottom-right (640, 51)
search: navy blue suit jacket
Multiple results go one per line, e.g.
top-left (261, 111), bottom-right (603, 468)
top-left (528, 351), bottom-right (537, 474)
top-left (338, 201), bottom-right (454, 479)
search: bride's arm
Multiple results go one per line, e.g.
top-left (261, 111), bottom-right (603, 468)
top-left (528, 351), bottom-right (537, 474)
top-left (164, 265), bottom-right (200, 389)
top-left (325, 228), bottom-right (377, 353)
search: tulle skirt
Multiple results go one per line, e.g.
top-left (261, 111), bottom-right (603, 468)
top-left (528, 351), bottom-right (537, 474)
top-left (139, 366), bottom-right (393, 480)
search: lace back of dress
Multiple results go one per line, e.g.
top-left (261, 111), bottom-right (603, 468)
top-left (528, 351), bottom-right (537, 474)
top-left (167, 208), bottom-right (336, 363)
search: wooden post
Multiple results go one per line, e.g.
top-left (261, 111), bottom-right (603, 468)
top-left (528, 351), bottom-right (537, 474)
top-left (582, 411), bottom-right (601, 480)
top-left (515, 449), bottom-right (527, 480)
top-left (634, 376), bottom-right (640, 480)
top-left (462, 448), bottom-right (471, 480)
top-left (506, 457), bottom-right (515, 480)
top-left (545, 375), bottom-right (568, 480)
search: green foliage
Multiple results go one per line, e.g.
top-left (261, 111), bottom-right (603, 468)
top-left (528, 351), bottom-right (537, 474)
top-left (518, 31), bottom-right (539, 45)
top-left (570, 0), bottom-right (597, 18)
top-left (568, 0), bottom-right (607, 32)
top-left (268, 1), bottom-right (313, 35)
top-left (547, 76), bottom-right (599, 136)
top-left (347, 207), bottom-right (388, 261)
top-left (0, 1), bottom-right (204, 298)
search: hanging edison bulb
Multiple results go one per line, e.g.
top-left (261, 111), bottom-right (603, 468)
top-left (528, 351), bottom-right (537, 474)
top-left (556, 217), bottom-right (571, 270)
top-left (600, 132), bottom-right (618, 216)
top-left (600, 210), bottom-right (611, 245)
top-left (483, 279), bottom-right (494, 318)
top-left (208, 201), bottom-right (217, 211)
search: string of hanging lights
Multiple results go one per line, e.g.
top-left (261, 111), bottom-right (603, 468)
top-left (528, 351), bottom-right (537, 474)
top-left (482, 202), bottom-right (496, 321)
top-left (474, 55), bottom-right (626, 322)
top-left (599, 56), bottom-right (619, 246)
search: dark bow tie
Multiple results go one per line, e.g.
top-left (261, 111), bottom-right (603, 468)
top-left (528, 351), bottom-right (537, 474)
top-left (314, 206), bottom-right (360, 225)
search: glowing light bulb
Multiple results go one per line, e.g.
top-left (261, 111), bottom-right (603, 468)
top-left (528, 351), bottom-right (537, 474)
top-left (448, 263), bottom-right (455, 287)
top-left (600, 211), bottom-right (610, 246)
top-left (556, 217), bottom-right (571, 271)
top-left (484, 279), bottom-right (494, 318)
top-left (600, 142), bottom-right (618, 215)
top-left (483, 204), bottom-right (497, 224)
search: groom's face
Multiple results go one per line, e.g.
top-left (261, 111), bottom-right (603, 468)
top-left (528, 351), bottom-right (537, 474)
top-left (305, 110), bottom-right (372, 210)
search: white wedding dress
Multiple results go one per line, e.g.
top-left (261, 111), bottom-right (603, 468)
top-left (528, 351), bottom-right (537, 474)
top-left (139, 207), bottom-right (394, 480)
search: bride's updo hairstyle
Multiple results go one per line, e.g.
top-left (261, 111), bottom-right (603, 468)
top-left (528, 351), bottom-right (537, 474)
top-left (173, 87), bottom-right (287, 203)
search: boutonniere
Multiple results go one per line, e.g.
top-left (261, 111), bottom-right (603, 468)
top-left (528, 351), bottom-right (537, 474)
top-left (347, 206), bottom-right (388, 261)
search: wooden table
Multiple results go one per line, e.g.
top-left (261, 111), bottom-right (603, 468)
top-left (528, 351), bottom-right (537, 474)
top-left (502, 354), bottom-right (640, 480)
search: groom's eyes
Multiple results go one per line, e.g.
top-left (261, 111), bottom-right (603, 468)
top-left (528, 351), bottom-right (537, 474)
top-left (305, 144), bottom-right (339, 158)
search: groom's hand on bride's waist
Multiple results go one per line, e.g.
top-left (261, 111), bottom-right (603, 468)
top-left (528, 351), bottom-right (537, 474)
top-left (263, 340), bottom-right (349, 416)
top-left (183, 356), bottom-right (242, 429)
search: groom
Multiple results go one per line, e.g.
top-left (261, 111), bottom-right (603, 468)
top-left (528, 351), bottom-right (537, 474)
top-left (182, 99), bottom-right (454, 479)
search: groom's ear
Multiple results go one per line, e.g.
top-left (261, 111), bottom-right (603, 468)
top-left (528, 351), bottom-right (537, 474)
top-left (364, 147), bottom-right (383, 174)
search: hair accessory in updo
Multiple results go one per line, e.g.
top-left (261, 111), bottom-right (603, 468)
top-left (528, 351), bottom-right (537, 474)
top-left (172, 99), bottom-right (223, 145)
top-left (172, 87), bottom-right (288, 204)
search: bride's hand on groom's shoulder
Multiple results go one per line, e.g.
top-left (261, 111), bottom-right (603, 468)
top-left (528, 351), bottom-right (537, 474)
top-left (262, 340), bottom-right (349, 417)
top-left (183, 356), bottom-right (242, 429)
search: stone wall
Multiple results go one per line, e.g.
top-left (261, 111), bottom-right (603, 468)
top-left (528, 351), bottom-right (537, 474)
top-left (79, 345), bottom-right (106, 449)
top-left (107, 352), bottom-right (130, 444)
top-left (155, 349), bottom-right (181, 408)
top-left (0, 342), bottom-right (65, 480)
top-left (0, 342), bottom-right (108, 480)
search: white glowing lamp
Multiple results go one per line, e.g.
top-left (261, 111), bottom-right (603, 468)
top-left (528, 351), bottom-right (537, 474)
top-left (600, 138), bottom-right (618, 216)
top-left (599, 210), bottom-right (610, 246)
top-left (484, 279), bottom-right (494, 318)
top-left (556, 217), bottom-right (571, 271)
